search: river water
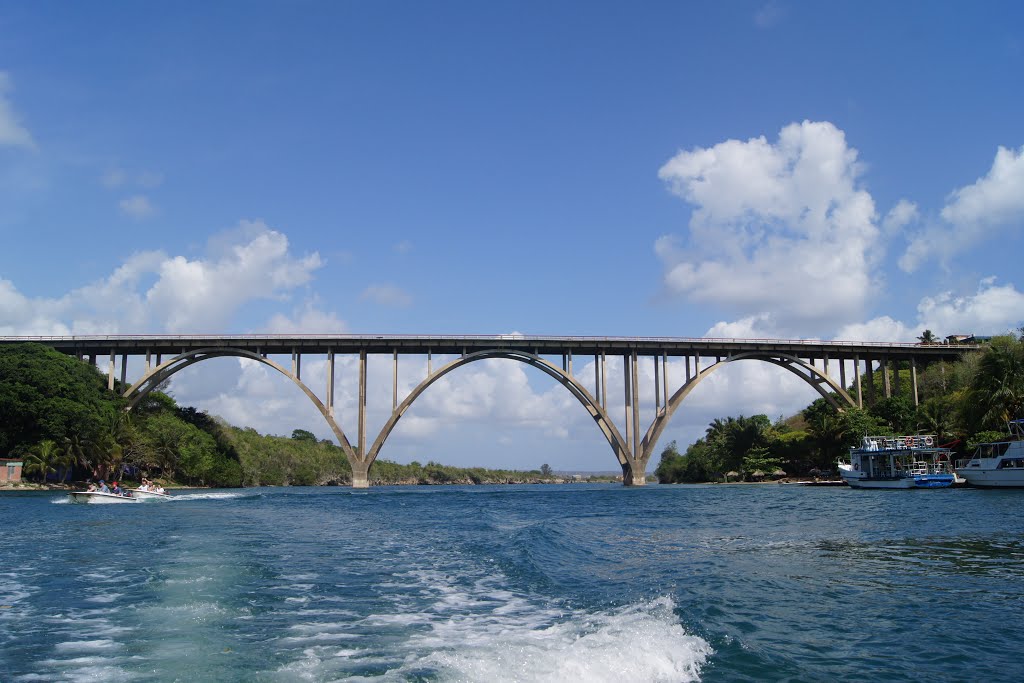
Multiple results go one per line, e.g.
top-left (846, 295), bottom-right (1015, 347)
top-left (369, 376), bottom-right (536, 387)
top-left (2, 483), bottom-right (1023, 682)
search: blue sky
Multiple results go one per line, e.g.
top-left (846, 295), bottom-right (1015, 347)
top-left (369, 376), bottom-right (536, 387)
top-left (2, 2), bottom-right (1023, 471)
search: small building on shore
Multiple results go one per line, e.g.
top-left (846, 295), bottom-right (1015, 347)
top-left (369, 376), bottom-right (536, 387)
top-left (1, 458), bottom-right (24, 483)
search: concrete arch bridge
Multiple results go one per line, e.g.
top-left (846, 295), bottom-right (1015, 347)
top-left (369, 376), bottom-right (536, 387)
top-left (4, 335), bottom-right (977, 487)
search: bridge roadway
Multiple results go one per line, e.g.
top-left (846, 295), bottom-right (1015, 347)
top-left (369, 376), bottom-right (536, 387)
top-left (2, 334), bottom-right (979, 488)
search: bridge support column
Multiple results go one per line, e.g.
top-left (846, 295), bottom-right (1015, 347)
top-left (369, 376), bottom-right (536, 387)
top-left (621, 456), bottom-right (650, 486)
top-left (351, 460), bottom-right (370, 489)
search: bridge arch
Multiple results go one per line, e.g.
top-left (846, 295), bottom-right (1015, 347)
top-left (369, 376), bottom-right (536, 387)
top-left (640, 351), bottom-right (856, 464)
top-left (122, 348), bottom-right (357, 460)
top-left (365, 349), bottom-right (643, 482)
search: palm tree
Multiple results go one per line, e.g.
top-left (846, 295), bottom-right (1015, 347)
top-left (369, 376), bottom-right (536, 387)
top-left (964, 335), bottom-right (1024, 430)
top-left (22, 440), bottom-right (69, 483)
top-left (62, 434), bottom-right (92, 477)
top-left (918, 329), bottom-right (939, 345)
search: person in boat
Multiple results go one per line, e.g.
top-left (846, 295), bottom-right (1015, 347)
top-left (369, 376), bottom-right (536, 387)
top-left (138, 479), bottom-right (150, 492)
top-left (111, 481), bottom-right (126, 496)
top-left (86, 482), bottom-right (98, 492)
top-left (98, 480), bottom-right (110, 493)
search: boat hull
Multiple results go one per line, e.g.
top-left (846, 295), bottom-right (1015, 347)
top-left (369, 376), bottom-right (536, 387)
top-left (839, 465), bottom-right (955, 489)
top-left (68, 491), bottom-right (139, 504)
top-left (914, 474), bottom-right (956, 488)
top-left (960, 469), bottom-right (1024, 488)
top-left (129, 488), bottom-right (171, 500)
top-left (843, 476), bottom-right (916, 489)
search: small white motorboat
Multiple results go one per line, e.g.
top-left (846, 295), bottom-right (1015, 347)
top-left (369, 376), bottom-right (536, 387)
top-left (955, 419), bottom-right (1024, 488)
top-left (128, 487), bottom-right (171, 500)
top-left (68, 491), bottom-right (139, 504)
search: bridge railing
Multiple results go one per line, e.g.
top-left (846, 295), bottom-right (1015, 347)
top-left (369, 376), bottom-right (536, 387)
top-left (0, 333), bottom-right (982, 349)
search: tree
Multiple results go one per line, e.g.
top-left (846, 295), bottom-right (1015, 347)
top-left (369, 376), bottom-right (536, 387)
top-left (962, 335), bottom-right (1024, 431)
top-left (22, 440), bottom-right (69, 483)
top-left (539, 463), bottom-right (553, 477)
top-left (870, 395), bottom-right (916, 433)
top-left (0, 343), bottom-right (120, 456)
top-left (291, 428), bottom-right (317, 442)
top-left (917, 329), bottom-right (939, 345)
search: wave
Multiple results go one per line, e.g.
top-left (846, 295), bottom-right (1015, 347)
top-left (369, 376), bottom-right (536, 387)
top-left (275, 581), bottom-right (711, 682)
top-left (168, 491), bottom-right (256, 501)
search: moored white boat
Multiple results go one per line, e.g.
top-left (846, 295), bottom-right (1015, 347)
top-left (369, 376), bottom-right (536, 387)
top-left (129, 487), bottom-right (171, 500)
top-left (838, 435), bottom-right (956, 489)
top-left (68, 491), bottom-right (139, 504)
top-left (956, 419), bottom-right (1024, 488)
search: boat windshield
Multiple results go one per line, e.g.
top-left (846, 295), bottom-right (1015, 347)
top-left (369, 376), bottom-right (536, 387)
top-left (975, 443), bottom-right (1010, 459)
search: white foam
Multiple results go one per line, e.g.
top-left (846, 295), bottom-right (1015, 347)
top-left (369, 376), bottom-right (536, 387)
top-left (413, 597), bottom-right (712, 683)
top-left (278, 632), bottom-right (360, 644)
top-left (55, 639), bottom-right (122, 652)
top-left (170, 491), bottom-right (248, 501)
top-left (279, 593), bottom-right (710, 682)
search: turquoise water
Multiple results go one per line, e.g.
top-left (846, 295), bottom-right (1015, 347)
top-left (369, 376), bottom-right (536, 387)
top-left (2, 484), bottom-right (1023, 682)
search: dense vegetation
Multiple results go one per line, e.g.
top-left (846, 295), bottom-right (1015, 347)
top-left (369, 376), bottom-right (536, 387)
top-left (1, 343), bottom-right (587, 487)
top-left (656, 332), bottom-right (1024, 484)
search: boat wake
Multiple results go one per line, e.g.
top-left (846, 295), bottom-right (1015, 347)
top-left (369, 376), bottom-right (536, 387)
top-left (168, 491), bottom-right (255, 501)
top-left (274, 568), bottom-right (711, 682)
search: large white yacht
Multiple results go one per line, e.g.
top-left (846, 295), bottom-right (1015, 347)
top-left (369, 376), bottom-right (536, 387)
top-left (956, 420), bottom-right (1024, 488)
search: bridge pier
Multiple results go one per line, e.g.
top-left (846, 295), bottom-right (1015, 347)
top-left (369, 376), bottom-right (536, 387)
top-left (621, 460), bottom-right (649, 486)
top-left (351, 461), bottom-right (370, 489)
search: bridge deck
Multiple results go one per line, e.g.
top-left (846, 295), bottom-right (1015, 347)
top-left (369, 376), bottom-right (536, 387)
top-left (1, 334), bottom-right (978, 360)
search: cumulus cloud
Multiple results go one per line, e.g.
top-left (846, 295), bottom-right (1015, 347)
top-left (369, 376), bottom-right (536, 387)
top-left (0, 72), bottom-right (34, 149)
top-left (657, 120), bottom-right (880, 334)
top-left (360, 284), bottom-right (413, 308)
top-left (882, 199), bottom-right (919, 235)
top-left (0, 222), bottom-right (325, 334)
top-left (119, 195), bottom-right (156, 219)
top-left (834, 278), bottom-right (1024, 343)
top-left (917, 278), bottom-right (1024, 335)
top-left (267, 300), bottom-right (347, 334)
top-left (704, 314), bottom-right (777, 339)
top-left (901, 145), bottom-right (1024, 272)
top-left (834, 316), bottom-right (915, 343)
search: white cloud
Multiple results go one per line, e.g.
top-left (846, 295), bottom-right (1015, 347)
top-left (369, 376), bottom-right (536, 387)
top-left (917, 278), bottom-right (1024, 335)
top-left (657, 120), bottom-right (880, 334)
top-left (834, 278), bottom-right (1024, 342)
top-left (882, 199), bottom-right (919, 235)
top-left (119, 195), bottom-right (156, 219)
top-left (705, 314), bottom-right (776, 339)
top-left (360, 284), bottom-right (413, 308)
top-left (834, 316), bottom-right (915, 343)
top-left (901, 145), bottom-right (1024, 272)
top-left (147, 222), bottom-right (323, 332)
top-left (267, 301), bottom-right (347, 334)
top-left (0, 72), bottom-right (34, 149)
top-left (0, 222), bottom-right (325, 335)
